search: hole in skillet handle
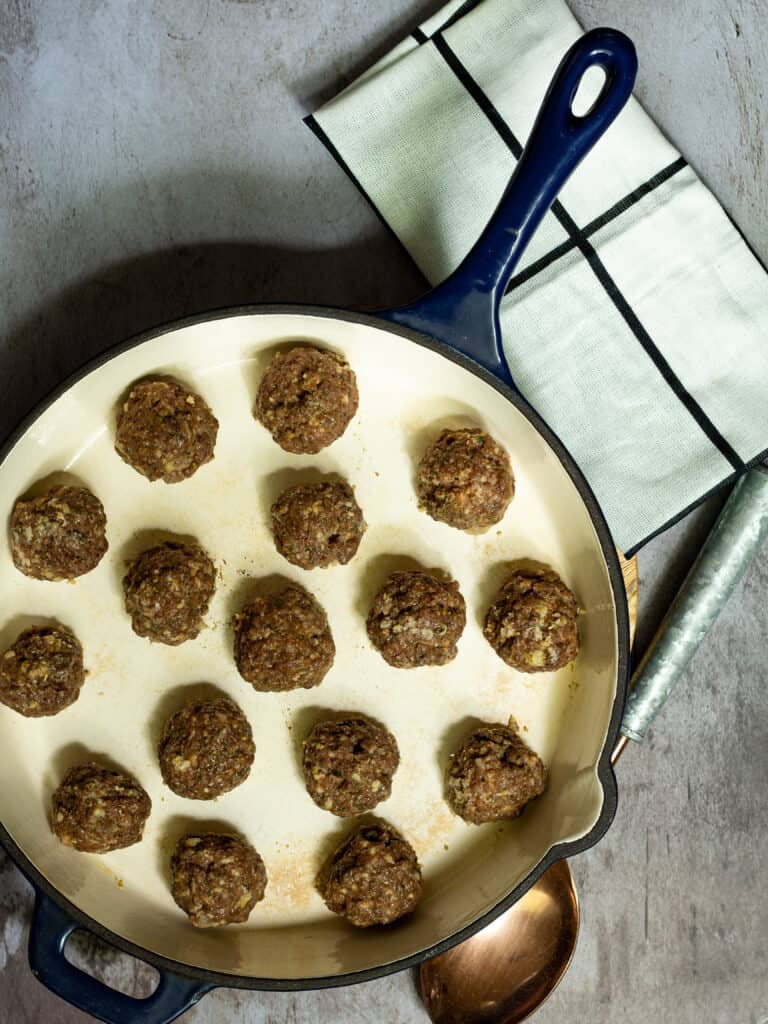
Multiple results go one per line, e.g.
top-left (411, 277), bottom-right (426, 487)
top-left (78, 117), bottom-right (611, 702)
top-left (376, 28), bottom-right (637, 387)
top-left (570, 65), bottom-right (608, 119)
top-left (29, 891), bottom-right (213, 1024)
top-left (65, 929), bottom-right (161, 999)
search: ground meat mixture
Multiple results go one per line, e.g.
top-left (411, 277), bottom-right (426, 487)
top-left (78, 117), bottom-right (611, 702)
top-left (171, 833), bottom-right (267, 928)
top-left (483, 568), bottom-right (579, 672)
top-left (416, 427), bottom-right (514, 531)
top-left (320, 822), bottom-right (422, 927)
top-left (271, 481), bottom-right (365, 570)
top-left (302, 717), bottom-right (399, 817)
top-left (52, 762), bottom-right (151, 853)
top-left (123, 540), bottom-right (215, 645)
top-left (366, 571), bottom-right (466, 668)
top-left (233, 584), bottom-right (335, 691)
top-left (255, 346), bottom-right (358, 454)
top-left (0, 625), bottom-right (85, 717)
top-left (446, 724), bottom-right (547, 825)
top-left (9, 485), bottom-right (108, 580)
top-left (158, 696), bottom-right (254, 799)
top-left (115, 378), bottom-right (219, 484)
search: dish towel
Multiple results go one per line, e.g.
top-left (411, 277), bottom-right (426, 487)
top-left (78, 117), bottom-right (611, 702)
top-left (307, 0), bottom-right (768, 555)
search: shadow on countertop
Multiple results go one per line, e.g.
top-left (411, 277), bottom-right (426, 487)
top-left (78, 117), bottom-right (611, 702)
top-left (1, 167), bottom-right (426, 451)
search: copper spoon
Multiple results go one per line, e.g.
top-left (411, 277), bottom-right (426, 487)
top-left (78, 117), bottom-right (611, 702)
top-left (420, 466), bottom-right (768, 1024)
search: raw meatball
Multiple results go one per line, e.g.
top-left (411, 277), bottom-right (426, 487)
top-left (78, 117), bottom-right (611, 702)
top-left (321, 822), bottom-right (422, 927)
top-left (255, 346), bottom-right (358, 454)
top-left (158, 696), bottom-right (254, 799)
top-left (271, 481), bottom-right (365, 570)
top-left (366, 570), bottom-right (466, 668)
top-left (123, 541), bottom-right (215, 645)
top-left (10, 485), bottom-right (108, 580)
top-left (417, 427), bottom-right (514, 530)
top-left (52, 763), bottom-right (151, 853)
top-left (115, 378), bottom-right (218, 483)
top-left (233, 584), bottom-right (334, 692)
top-left (0, 625), bottom-right (85, 717)
top-left (484, 568), bottom-right (578, 672)
top-left (302, 717), bottom-right (399, 817)
top-left (171, 833), bottom-right (267, 928)
top-left (446, 724), bottom-right (547, 825)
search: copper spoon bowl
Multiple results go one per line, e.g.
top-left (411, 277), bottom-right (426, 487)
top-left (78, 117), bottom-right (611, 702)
top-left (420, 467), bottom-right (768, 1024)
top-left (420, 735), bottom-right (627, 1024)
top-left (419, 857), bottom-right (579, 1024)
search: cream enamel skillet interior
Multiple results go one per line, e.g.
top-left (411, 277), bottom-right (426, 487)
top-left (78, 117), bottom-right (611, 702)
top-left (0, 30), bottom-right (636, 1024)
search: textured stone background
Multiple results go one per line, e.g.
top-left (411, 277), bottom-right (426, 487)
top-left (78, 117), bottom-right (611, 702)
top-left (1, 1), bottom-right (767, 1022)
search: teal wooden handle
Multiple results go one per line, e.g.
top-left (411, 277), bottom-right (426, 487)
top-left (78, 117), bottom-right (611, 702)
top-left (621, 466), bottom-right (768, 743)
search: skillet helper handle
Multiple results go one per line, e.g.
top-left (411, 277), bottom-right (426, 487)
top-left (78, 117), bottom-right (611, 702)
top-left (620, 466), bottom-right (768, 744)
top-left (379, 27), bottom-right (637, 383)
top-left (29, 891), bottom-right (214, 1024)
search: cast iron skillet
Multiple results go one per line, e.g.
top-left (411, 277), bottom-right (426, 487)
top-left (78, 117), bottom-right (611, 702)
top-left (0, 28), bottom-right (636, 1024)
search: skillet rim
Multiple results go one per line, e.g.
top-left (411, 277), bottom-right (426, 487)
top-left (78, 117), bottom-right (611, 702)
top-left (0, 302), bottom-right (630, 990)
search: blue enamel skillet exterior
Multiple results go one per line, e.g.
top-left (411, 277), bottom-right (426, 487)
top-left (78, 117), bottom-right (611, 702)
top-left (2, 28), bottom-right (637, 1024)
top-left (383, 27), bottom-right (637, 383)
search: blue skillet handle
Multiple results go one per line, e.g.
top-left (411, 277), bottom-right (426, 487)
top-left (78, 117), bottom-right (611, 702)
top-left (379, 28), bottom-right (638, 385)
top-left (29, 891), bottom-right (214, 1024)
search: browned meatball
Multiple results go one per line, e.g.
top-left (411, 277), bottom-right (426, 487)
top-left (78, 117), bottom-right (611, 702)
top-left (366, 571), bottom-right (466, 668)
top-left (171, 833), bottom-right (267, 928)
top-left (302, 717), bottom-right (399, 817)
top-left (255, 346), bottom-right (358, 454)
top-left (158, 697), bottom-right (254, 799)
top-left (417, 427), bottom-right (514, 530)
top-left (115, 378), bottom-right (219, 483)
top-left (271, 481), bottom-right (365, 570)
top-left (123, 541), bottom-right (215, 645)
top-left (233, 584), bottom-right (334, 692)
top-left (0, 625), bottom-right (85, 717)
top-left (446, 724), bottom-right (547, 825)
top-left (321, 822), bottom-right (422, 927)
top-left (484, 568), bottom-right (578, 672)
top-left (52, 763), bottom-right (151, 853)
top-left (9, 485), bottom-right (108, 580)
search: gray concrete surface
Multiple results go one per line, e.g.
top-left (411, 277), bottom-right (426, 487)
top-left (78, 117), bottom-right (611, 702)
top-left (1, 2), bottom-right (767, 1022)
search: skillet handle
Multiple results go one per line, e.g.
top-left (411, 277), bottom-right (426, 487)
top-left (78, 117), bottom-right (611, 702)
top-left (29, 891), bottom-right (214, 1024)
top-left (378, 27), bottom-right (637, 384)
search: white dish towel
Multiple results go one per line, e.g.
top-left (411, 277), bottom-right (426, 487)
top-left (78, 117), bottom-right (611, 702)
top-left (308, 0), bottom-right (768, 555)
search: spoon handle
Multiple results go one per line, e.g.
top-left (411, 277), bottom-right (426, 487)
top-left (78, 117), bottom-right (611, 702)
top-left (620, 465), bottom-right (768, 744)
